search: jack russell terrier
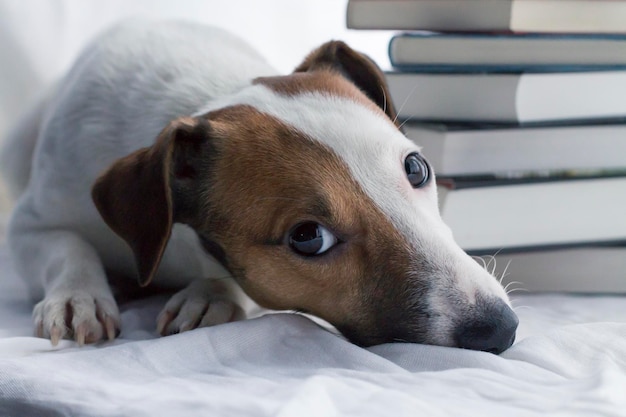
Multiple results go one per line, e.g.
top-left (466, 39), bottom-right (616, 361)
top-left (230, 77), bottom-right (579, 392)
top-left (1, 20), bottom-right (518, 353)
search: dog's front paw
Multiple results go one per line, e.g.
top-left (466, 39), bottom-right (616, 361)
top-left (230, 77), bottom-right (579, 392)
top-left (33, 291), bottom-right (121, 346)
top-left (157, 279), bottom-right (244, 336)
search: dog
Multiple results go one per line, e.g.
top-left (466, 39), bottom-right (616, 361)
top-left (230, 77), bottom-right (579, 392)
top-left (1, 20), bottom-right (518, 353)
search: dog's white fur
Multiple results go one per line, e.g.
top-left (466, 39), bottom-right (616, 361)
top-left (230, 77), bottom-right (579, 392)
top-left (4, 21), bottom-right (272, 343)
top-left (2, 20), bottom-right (513, 347)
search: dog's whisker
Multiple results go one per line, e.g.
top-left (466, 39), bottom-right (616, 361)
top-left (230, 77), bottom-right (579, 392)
top-left (503, 280), bottom-right (521, 293)
top-left (503, 280), bottom-right (526, 295)
top-left (498, 259), bottom-right (513, 284)
top-left (506, 286), bottom-right (530, 294)
top-left (398, 116), bottom-right (414, 131)
top-left (491, 256), bottom-right (498, 276)
top-left (484, 248), bottom-right (504, 277)
top-left (472, 255), bottom-right (488, 270)
top-left (485, 255), bottom-right (496, 275)
top-left (393, 82), bottom-right (419, 125)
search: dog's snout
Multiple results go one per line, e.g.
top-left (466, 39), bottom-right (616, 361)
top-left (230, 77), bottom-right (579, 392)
top-left (454, 300), bottom-right (518, 355)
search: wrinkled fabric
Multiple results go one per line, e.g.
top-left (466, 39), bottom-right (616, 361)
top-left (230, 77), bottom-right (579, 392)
top-left (1, 245), bottom-right (626, 417)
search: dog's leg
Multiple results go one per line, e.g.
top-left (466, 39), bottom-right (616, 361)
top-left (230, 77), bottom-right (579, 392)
top-left (8, 216), bottom-right (121, 345)
top-left (156, 278), bottom-right (244, 336)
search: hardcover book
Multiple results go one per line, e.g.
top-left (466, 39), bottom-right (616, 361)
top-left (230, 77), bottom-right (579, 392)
top-left (389, 33), bottom-right (626, 73)
top-left (438, 175), bottom-right (626, 252)
top-left (386, 71), bottom-right (626, 123)
top-left (347, 0), bottom-right (626, 33)
top-left (405, 123), bottom-right (626, 177)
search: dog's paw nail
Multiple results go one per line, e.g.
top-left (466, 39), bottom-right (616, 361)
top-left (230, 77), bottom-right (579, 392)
top-left (50, 325), bottom-right (63, 346)
top-left (157, 311), bottom-right (174, 335)
top-left (35, 321), bottom-right (44, 338)
top-left (75, 323), bottom-right (87, 346)
top-left (34, 293), bottom-right (120, 345)
top-left (179, 321), bottom-right (194, 333)
top-left (104, 316), bottom-right (117, 340)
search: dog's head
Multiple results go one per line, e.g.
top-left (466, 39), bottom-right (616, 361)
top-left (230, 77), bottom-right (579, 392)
top-left (92, 41), bottom-right (518, 353)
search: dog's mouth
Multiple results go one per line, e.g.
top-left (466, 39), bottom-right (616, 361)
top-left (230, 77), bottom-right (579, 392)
top-left (333, 296), bottom-right (518, 354)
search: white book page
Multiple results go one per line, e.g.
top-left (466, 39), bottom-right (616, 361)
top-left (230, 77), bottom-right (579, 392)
top-left (444, 178), bottom-right (626, 250)
top-left (516, 72), bottom-right (626, 123)
top-left (511, 0), bottom-right (626, 33)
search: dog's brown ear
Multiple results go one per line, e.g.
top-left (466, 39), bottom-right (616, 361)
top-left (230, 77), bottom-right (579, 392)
top-left (92, 117), bottom-right (213, 287)
top-left (295, 41), bottom-right (399, 126)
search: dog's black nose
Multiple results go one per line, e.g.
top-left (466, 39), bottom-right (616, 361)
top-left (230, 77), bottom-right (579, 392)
top-left (454, 300), bottom-right (518, 355)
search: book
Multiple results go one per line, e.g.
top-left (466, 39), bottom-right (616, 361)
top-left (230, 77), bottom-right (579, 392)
top-left (346, 0), bottom-right (626, 33)
top-left (389, 33), bottom-right (626, 73)
top-left (404, 123), bottom-right (626, 177)
top-left (438, 175), bottom-right (626, 252)
top-left (385, 71), bottom-right (626, 124)
top-left (481, 244), bottom-right (626, 293)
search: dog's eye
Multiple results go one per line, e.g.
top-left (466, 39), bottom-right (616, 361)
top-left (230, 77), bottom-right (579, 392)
top-left (289, 222), bottom-right (338, 256)
top-left (404, 152), bottom-right (430, 188)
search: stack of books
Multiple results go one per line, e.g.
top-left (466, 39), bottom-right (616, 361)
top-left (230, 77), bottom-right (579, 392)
top-left (347, 0), bottom-right (626, 292)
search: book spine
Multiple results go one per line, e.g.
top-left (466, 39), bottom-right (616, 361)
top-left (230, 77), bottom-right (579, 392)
top-left (465, 239), bottom-right (626, 257)
top-left (389, 63), bottom-right (626, 74)
top-left (437, 172), bottom-right (626, 190)
top-left (387, 33), bottom-right (626, 73)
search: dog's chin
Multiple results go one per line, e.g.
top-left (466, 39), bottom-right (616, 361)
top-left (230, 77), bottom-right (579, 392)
top-left (335, 302), bottom-right (518, 354)
top-left (337, 330), bottom-right (390, 348)
top-left (335, 322), bottom-right (434, 348)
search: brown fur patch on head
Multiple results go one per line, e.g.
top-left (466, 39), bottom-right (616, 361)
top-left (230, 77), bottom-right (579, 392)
top-left (191, 104), bottom-right (429, 346)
